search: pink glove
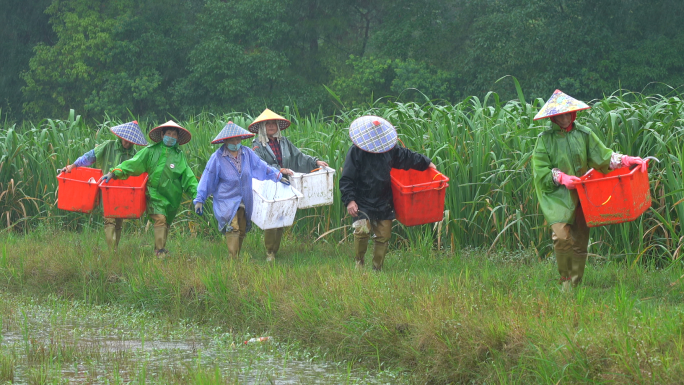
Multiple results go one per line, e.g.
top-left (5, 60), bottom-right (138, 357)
top-left (621, 155), bottom-right (647, 173)
top-left (557, 172), bottom-right (580, 190)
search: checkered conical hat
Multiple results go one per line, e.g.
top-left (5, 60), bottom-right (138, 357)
top-left (211, 122), bottom-right (255, 144)
top-left (248, 109), bottom-right (291, 133)
top-left (110, 121), bottom-right (148, 146)
top-left (148, 120), bottom-right (192, 145)
top-left (533, 89), bottom-right (590, 121)
top-left (349, 116), bottom-right (398, 153)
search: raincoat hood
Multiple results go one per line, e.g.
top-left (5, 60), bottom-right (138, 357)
top-left (533, 90), bottom-right (590, 121)
top-left (149, 120), bottom-right (192, 145)
top-left (248, 109), bottom-right (291, 133)
top-left (110, 121), bottom-right (148, 146)
top-left (349, 116), bottom-right (398, 154)
top-left (212, 122), bottom-right (255, 144)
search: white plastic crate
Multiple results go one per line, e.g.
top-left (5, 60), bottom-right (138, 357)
top-left (289, 167), bottom-right (336, 209)
top-left (251, 179), bottom-right (302, 230)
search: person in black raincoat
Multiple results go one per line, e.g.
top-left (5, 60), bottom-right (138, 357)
top-left (340, 116), bottom-right (435, 271)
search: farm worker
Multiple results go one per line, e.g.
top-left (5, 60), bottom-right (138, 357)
top-left (339, 116), bottom-right (436, 271)
top-left (532, 90), bottom-right (648, 290)
top-left (249, 108), bottom-right (329, 261)
top-left (193, 122), bottom-right (287, 259)
top-left (57, 121), bottom-right (148, 250)
top-left (100, 121), bottom-right (198, 257)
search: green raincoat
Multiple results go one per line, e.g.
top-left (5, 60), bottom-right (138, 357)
top-left (111, 141), bottom-right (198, 223)
top-left (532, 123), bottom-right (614, 225)
top-left (93, 140), bottom-right (136, 174)
top-left (251, 137), bottom-right (318, 173)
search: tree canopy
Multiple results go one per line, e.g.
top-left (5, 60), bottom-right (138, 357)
top-left (1, 0), bottom-right (683, 121)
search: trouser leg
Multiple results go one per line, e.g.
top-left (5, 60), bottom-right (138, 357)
top-left (225, 232), bottom-right (240, 259)
top-left (104, 217), bottom-right (117, 250)
top-left (371, 220), bottom-right (392, 271)
top-left (552, 222), bottom-right (572, 288)
top-left (114, 218), bottom-right (123, 249)
top-left (353, 223), bottom-right (370, 268)
top-left (225, 207), bottom-right (246, 259)
top-left (149, 214), bottom-right (168, 254)
top-left (264, 227), bottom-right (284, 261)
top-left (551, 207), bottom-right (590, 289)
top-left (570, 206), bottom-right (590, 287)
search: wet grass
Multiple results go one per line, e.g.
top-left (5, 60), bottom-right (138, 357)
top-left (0, 291), bottom-right (405, 384)
top-left (2, 228), bottom-right (684, 383)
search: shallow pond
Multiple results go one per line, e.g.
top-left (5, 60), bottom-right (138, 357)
top-left (0, 293), bottom-right (408, 384)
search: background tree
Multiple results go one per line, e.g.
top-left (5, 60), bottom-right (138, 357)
top-left (2, 0), bottom-right (683, 121)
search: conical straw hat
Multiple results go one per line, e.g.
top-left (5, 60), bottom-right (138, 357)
top-left (211, 122), bottom-right (255, 144)
top-left (349, 116), bottom-right (397, 153)
top-left (533, 89), bottom-right (590, 120)
top-left (148, 120), bottom-right (192, 145)
top-left (110, 121), bottom-right (148, 146)
top-left (248, 109), bottom-right (291, 133)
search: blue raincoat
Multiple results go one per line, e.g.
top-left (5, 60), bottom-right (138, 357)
top-left (194, 146), bottom-right (282, 232)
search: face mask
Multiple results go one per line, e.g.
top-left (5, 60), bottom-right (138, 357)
top-left (226, 143), bottom-right (241, 152)
top-left (163, 136), bottom-right (177, 147)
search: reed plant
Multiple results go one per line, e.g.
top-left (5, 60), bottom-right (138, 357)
top-left (1, 88), bottom-right (683, 264)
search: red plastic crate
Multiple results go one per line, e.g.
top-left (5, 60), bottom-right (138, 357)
top-left (99, 173), bottom-right (148, 218)
top-left (57, 167), bottom-right (103, 213)
top-left (390, 168), bottom-right (449, 226)
top-left (576, 166), bottom-right (651, 227)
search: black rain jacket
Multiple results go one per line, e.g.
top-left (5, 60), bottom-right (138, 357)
top-left (339, 145), bottom-right (431, 220)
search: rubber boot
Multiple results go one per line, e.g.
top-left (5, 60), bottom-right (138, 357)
top-left (225, 232), bottom-right (241, 259)
top-left (104, 224), bottom-right (117, 251)
top-left (556, 252), bottom-right (571, 284)
top-left (154, 226), bottom-right (167, 257)
top-left (264, 228), bottom-right (283, 262)
top-left (354, 236), bottom-right (369, 269)
top-left (570, 256), bottom-right (587, 287)
top-left (114, 225), bottom-right (122, 250)
top-left (372, 241), bottom-right (389, 271)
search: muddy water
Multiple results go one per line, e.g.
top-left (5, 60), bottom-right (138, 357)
top-left (0, 294), bottom-right (407, 384)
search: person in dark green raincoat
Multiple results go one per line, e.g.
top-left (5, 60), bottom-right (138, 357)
top-left (249, 109), bottom-right (328, 261)
top-left (532, 90), bottom-right (647, 290)
top-left (100, 120), bottom-right (199, 257)
top-left (58, 121), bottom-right (148, 250)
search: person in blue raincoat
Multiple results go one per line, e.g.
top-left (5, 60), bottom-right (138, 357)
top-left (193, 122), bottom-right (287, 258)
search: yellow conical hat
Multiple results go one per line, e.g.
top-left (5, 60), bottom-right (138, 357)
top-left (533, 90), bottom-right (590, 120)
top-left (248, 108), bottom-right (291, 133)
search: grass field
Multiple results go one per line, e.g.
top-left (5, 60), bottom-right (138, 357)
top-left (2, 227), bottom-right (684, 383)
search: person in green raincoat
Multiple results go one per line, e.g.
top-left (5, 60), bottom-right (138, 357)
top-left (532, 90), bottom-right (648, 290)
top-left (58, 121), bottom-right (148, 250)
top-left (100, 120), bottom-right (198, 257)
top-left (249, 109), bottom-right (328, 261)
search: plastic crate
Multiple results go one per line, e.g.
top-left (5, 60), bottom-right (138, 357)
top-left (390, 168), bottom-right (449, 226)
top-left (99, 173), bottom-right (148, 218)
top-left (57, 167), bottom-right (103, 213)
top-left (289, 167), bottom-right (336, 209)
top-left (251, 179), bottom-right (302, 230)
top-left (576, 165), bottom-right (651, 227)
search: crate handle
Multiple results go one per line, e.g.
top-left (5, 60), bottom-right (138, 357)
top-left (432, 172), bottom-right (447, 190)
